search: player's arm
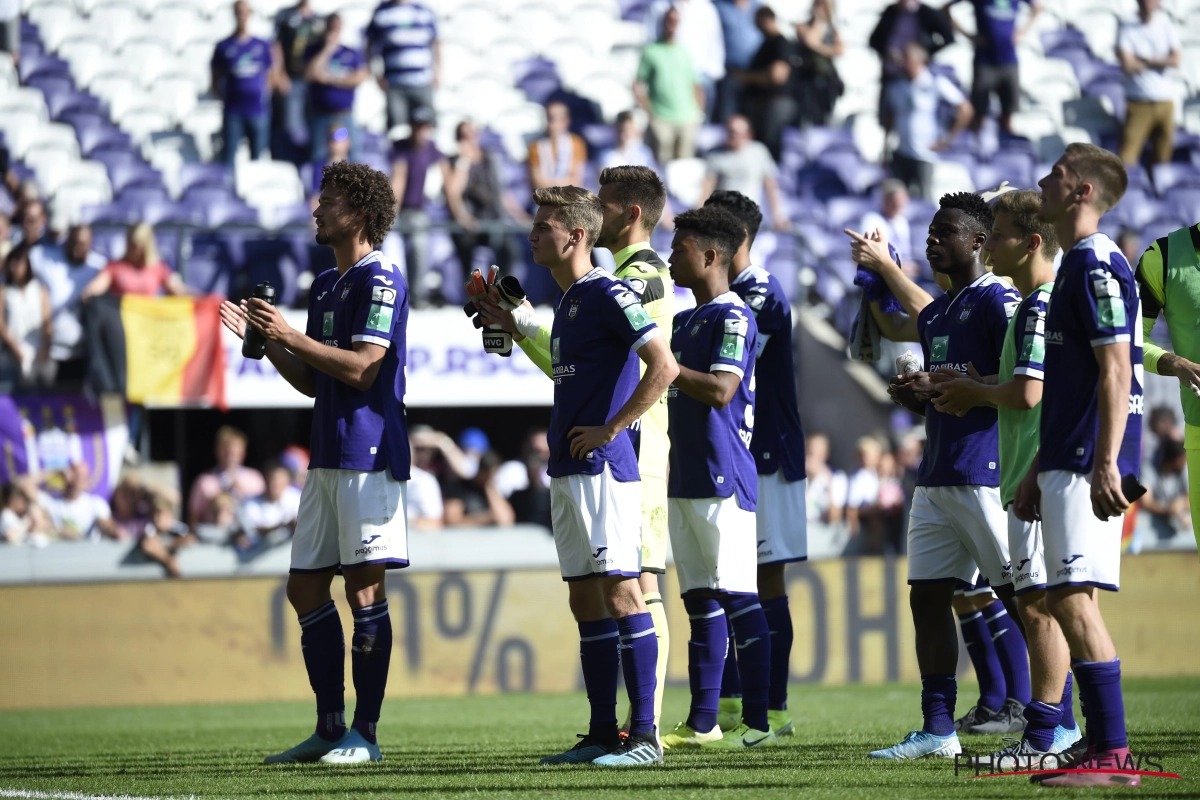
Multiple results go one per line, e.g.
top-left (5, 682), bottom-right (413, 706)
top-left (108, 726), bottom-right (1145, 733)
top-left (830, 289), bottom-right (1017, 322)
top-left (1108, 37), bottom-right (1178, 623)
top-left (220, 299), bottom-right (317, 396)
top-left (845, 228), bottom-right (932, 342)
top-left (248, 298), bottom-right (386, 391)
top-left (673, 365), bottom-right (741, 409)
top-left (1092, 340), bottom-right (1132, 520)
top-left (568, 334), bottom-right (678, 458)
top-left (888, 372), bottom-right (937, 416)
top-left (674, 309), bottom-right (753, 409)
top-left (1137, 243), bottom-right (1200, 395)
top-left (477, 295), bottom-right (554, 378)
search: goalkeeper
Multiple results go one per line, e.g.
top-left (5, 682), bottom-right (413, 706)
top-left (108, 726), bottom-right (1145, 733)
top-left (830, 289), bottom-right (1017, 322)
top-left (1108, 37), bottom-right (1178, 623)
top-left (1136, 221), bottom-right (1200, 550)
top-left (479, 167), bottom-right (674, 732)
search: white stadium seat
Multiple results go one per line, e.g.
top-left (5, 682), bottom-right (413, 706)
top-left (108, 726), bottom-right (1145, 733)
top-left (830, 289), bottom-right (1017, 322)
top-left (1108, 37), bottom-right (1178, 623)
top-left (665, 158), bottom-right (707, 209)
top-left (118, 108), bottom-right (175, 144)
top-left (0, 86), bottom-right (49, 121)
top-left (236, 159), bottom-right (305, 205)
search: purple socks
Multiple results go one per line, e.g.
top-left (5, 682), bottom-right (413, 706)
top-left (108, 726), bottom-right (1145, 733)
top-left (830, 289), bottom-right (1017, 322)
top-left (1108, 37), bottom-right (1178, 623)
top-left (958, 609), bottom-right (1006, 712)
top-left (1073, 658), bottom-right (1127, 751)
top-left (298, 600), bottom-right (347, 743)
top-left (922, 674), bottom-right (957, 736)
top-left (579, 619), bottom-right (620, 739)
top-left (984, 600), bottom-right (1031, 706)
top-left (616, 612), bottom-right (659, 738)
top-left (726, 595), bottom-right (771, 732)
top-left (683, 596), bottom-right (726, 733)
top-left (350, 599), bottom-right (392, 744)
top-left (1060, 672), bottom-right (1077, 730)
top-left (719, 616), bottom-right (742, 699)
top-left (762, 595), bottom-right (793, 711)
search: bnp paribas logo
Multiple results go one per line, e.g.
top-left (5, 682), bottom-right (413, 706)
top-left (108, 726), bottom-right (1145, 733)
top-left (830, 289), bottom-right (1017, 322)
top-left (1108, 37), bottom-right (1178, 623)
top-left (930, 336), bottom-right (949, 362)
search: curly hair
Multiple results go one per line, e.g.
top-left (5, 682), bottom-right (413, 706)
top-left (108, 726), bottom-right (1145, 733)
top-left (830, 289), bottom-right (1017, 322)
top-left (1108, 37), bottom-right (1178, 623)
top-left (939, 191), bottom-right (994, 236)
top-left (319, 161), bottom-right (397, 246)
top-left (673, 206), bottom-right (746, 264)
top-left (704, 190), bottom-right (763, 246)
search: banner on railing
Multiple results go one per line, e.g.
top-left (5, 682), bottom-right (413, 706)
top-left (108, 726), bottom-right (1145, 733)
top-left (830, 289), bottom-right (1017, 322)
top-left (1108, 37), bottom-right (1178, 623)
top-left (9, 393), bottom-right (128, 497)
top-left (124, 295), bottom-right (226, 410)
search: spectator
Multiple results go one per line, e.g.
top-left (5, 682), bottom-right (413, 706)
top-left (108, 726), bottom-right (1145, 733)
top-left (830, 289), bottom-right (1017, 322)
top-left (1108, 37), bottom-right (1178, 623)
top-left (793, 0), bottom-right (845, 127)
top-left (442, 450), bottom-right (515, 527)
top-left (367, 0), bottom-right (438, 131)
top-left (37, 461), bottom-right (117, 540)
top-left (0, 479), bottom-right (52, 545)
top-left (410, 424), bottom-right (474, 481)
top-left (0, 213), bottom-right (11, 261)
top-left (944, 0), bottom-right (1040, 134)
top-left (1117, 0), bottom-right (1181, 166)
top-left (699, 114), bottom-right (790, 231)
top-left (272, 0), bottom-right (325, 160)
top-left (869, 0), bottom-right (955, 120)
top-left (805, 432), bottom-right (848, 524)
top-left (1140, 436), bottom-right (1191, 541)
top-left (0, 244), bottom-right (54, 390)
top-left (407, 450), bottom-right (444, 530)
top-left (528, 101), bottom-right (587, 191)
top-left (29, 224), bottom-right (104, 385)
top-left (1117, 226), bottom-right (1142, 267)
top-left (646, 0), bottom-right (726, 116)
top-left (391, 107), bottom-right (450, 307)
top-left (445, 120), bottom-right (529, 283)
top-left (635, 6), bottom-right (705, 165)
top-left (456, 426), bottom-right (490, 480)
top-left (860, 179), bottom-right (914, 265)
top-left (737, 6), bottom-right (796, 160)
top-left (496, 428), bottom-right (550, 498)
top-left (599, 111), bottom-right (659, 171)
top-left (883, 42), bottom-right (973, 200)
top-left (279, 445), bottom-right (309, 488)
top-left (83, 224), bottom-right (189, 299)
top-left (236, 462), bottom-right (301, 551)
top-left (0, 0), bottom-right (17, 65)
top-left (303, 14), bottom-right (369, 163)
top-left (714, 0), bottom-right (763, 122)
top-left (139, 494), bottom-right (195, 578)
top-left (310, 124), bottom-right (352, 197)
top-left (187, 425), bottom-right (266, 530)
top-left (508, 440), bottom-right (551, 528)
top-left (1145, 404), bottom-right (1183, 472)
top-left (211, 0), bottom-right (277, 166)
top-left (16, 199), bottom-right (49, 249)
top-left (845, 435), bottom-right (883, 542)
top-left (110, 475), bottom-right (149, 541)
top-left (875, 450), bottom-right (907, 552)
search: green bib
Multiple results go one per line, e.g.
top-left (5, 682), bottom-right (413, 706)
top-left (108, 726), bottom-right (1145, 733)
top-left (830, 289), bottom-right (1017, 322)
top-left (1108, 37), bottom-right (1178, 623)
top-left (1163, 226), bottom-right (1200, 427)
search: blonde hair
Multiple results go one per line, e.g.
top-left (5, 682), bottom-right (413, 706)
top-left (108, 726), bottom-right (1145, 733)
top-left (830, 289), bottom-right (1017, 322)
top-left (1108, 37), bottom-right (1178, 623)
top-left (126, 222), bottom-right (160, 266)
top-left (993, 190), bottom-right (1061, 258)
top-left (532, 186), bottom-right (603, 247)
top-left (1063, 143), bottom-right (1128, 214)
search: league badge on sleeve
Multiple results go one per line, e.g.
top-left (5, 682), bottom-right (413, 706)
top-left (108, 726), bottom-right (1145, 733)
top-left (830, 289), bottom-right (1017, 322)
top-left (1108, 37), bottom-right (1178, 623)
top-left (371, 286), bottom-right (396, 305)
top-left (720, 316), bottom-right (747, 360)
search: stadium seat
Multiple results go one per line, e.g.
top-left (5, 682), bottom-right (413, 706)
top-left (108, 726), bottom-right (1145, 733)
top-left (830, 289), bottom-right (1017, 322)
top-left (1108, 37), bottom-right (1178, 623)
top-left (235, 160), bottom-right (304, 206)
top-left (664, 157), bottom-right (706, 209)
top-left (243, 239), bottom-right (300, 307)
top-left (1151, 162), bottom-right (1200, 195)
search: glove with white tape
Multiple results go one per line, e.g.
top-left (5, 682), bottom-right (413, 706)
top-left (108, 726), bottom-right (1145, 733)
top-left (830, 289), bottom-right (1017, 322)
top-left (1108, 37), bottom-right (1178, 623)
top-left (493, 275), bottom-right (541, 342)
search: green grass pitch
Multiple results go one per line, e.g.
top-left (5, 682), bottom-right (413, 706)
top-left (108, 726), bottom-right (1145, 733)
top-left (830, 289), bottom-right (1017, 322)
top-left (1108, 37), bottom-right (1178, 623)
top-left (2, 679), bottom-right (1199, 799)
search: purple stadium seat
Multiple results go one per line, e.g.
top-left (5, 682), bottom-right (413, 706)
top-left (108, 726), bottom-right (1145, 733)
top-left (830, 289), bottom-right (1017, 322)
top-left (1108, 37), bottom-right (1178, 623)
top-left (823, 257), bottom-right (859, 286)
top-left (26, 75), bottom-right (74, 117)
top-left (1151, 163), bottom-right (1200, 196)
top-left (825, 196), bottom-right (876, 231)
top-left (1163, 188), bottom-right (1200, 223)
top-left (1075, 60), bottom-right (1124, 90)
top-left (785, 195), bottom-right (826, 227)
top-left (243, 239), bottom-right (300, 307)
top-left (274, 203), bottom-right (314, 229)
top-left (1084, 79), bottom-right (1126, 122)
top-left (179, 163), bottom-right (235, 195)
top-left (1125, 163), bottom-right (1151, 194)
top-left (581, 123), bottom-right (616, 153)
top-left (1041, 27), bottom-right (1089, 54)
top-left (1112, 189), bottom-right (1159, 230)
top-left (1141, 216), bottom-right (1192, 245)
top-left (109, 162), bottom-right (167, 195)
top-left (801, 126), bottom-right (857, 160)
top-left (360, 131), bottom-right (389, 158)
top-left (795, 164), bottom-right (848, 201)
top-left (61, 112), bottom-right (134, 156)
top-left (795, 221), bottom-right (837, 260)
top-left (204, 200), bottom-right (260, 228)
top-left (619, 0), bottom-right (650, 22)
top-left (50, 90), bottom-right (102, 120)
top-left (19, 52), bottom-right (71, 83)
top-left (765, 249), bottom-right (798, 302)
top-left (361, 151), bottom-right (389, 176)
top-left (988, 151), bottom-right (1035, 187)
top-left (514, 59), bottom-right (562, 105)
top-left (182, 233), bottom-right (237, 297)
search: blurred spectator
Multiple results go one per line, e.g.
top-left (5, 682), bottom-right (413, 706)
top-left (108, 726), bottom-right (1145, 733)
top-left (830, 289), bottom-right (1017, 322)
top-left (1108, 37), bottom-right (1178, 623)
top-left (236, 462), bottom-right (301, 551)
top-left (528, 101), bottom-right (587, 191)
top-left (442, 450), bottom-right (515, 527)
top-left (793, 0), bottom-right (845, 127)
top-left (875, 450), bottom-right (907, 552)
top-left (0, 244), bottom-right (54, 390)
top-left (496, 428), bottom-right (550, 498)
top-left (272, 0), bottom-right (325, 159)
top-left (699, 115), bottom-right (790, 230)
top-left (211, 0), bottom-right (277, 166)
top-left (82, 224), bottom-right (189, 299)
top-left (410, 424), bottom-right (473, 481)
top-left (944, 0), bottom-right (1040, 134)
top-left (279, 445), bottom-right (309, 488)
top-left (737, 6), bottom-right (796, 160)
top-left (187, 426), bottom-right (266, 530)
top-left (0, 0), bottom-right (17, 65)
top-left (16, 200), bottom-right (49, 249)
top-left (37, 462), bottom-right (117, 540)
top-left (1117, 0), bottom-right (1180, 166)
top-left (646, 0), bottom-right (726, 116)
top-left (1140, 436), bottom-right (1191, 541)
top-left (1145, 404), bottom-right (1183, 472)
top-left (139, 494), bottom-right (195, 578)
top-left (391, 107), bottom-right (450, 307)
top-left (310, 124), bottom-right (352, 197)
top-left (883, 43), bottom-right (973, 200)
top-left (805, 432), bottom-right (848, 524)
top-left (0, 479), bottom-right (52, 545)
top-left (30, 224), bottom-right (104, 385)
top-left (457, 427), bottom-right (490, 479)
top-left (303, 14), bottom-right (369, 162)
top-left (408, 455), bottom-right (444, 530)
top-left (445, 121), bottom-right (529, 282)
top-left (714, 0), bottom-right (763, 122)
top-left (635, 6), bottom-right (705, 165)
top-left (869, 0), bottom-right (955, 120)
top-left (110, 475), bottom-right (149, 540)
top-left (599, 111), bottom-right (659, 171)
top-left (1117, 227), bottom-right (1142, 267)
top-left (861, 179), bottom-right (913, 265)
top-left (845, 436), bottom-right (883, 542)
top-left (367, 0), bottom-right (438, 131)
top-left (0, 213), bottom-right (11, 261)
top-left (508, 440), bottom-right (551, 528)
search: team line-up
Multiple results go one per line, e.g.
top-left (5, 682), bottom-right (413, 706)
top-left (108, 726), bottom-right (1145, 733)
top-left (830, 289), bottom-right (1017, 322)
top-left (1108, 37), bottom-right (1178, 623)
top-left (215, 144), bottom-right (1198, 785)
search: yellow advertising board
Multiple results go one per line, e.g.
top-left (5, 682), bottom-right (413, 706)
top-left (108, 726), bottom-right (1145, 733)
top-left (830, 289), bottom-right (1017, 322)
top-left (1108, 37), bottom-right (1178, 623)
top-left (1, 555), bottom-right (1198, 710)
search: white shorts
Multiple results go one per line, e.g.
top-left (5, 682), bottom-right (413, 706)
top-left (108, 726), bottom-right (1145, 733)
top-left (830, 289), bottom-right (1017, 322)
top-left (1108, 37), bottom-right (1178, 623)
top-left (1008, 506), bottom-right (1047, 595)
top-left (550, 464), bottom-right (642, 582)
top-left (668, 495), bottom-right (759, 596)
top-left (907, 485), bottom-right (1011, 588)
top-left (1038, 470), bottom-right (1122, 591)
top-left (755, 473), bottom-right (808, 565)
top-left (291, 468), bottom-right (409, 573)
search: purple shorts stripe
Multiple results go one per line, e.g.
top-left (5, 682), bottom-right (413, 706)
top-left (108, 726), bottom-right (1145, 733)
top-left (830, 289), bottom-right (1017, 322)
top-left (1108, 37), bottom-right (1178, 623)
top-left (1046, 579), bottom-right (1119, 593)
top-left (562, 569), bottom-right (641, 583)
top-left (759, 555), bottom-right (809, 566)
top-left (1013, 582), bottom-right (1049, 596)
top-left (343, 557), bottom-right (410, 570)
top-left (680, 588), bottom-right (759, 599)
top-left (909, 577), bottom-right (977, 591)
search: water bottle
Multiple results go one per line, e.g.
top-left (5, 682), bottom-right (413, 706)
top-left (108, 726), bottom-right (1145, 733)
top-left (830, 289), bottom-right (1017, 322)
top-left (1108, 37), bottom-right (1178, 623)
top-left (241, 281), bottom-right (276, 360)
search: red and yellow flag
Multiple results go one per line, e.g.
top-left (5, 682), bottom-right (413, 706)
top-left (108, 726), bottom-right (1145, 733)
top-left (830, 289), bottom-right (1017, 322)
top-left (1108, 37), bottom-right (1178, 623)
top-left (121, 295), bottom-right (226, 410)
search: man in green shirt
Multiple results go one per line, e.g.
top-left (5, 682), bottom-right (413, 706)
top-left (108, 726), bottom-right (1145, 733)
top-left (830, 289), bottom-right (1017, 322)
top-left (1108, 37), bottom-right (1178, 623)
top-left (1136, 222), bottom-right (1200, 550)
top-left (635, 6), bottom-right (705, 165)
top-left (931, 189), bottom-right (1082, 759)
top-left (478, 167), bottom-right (675, 734)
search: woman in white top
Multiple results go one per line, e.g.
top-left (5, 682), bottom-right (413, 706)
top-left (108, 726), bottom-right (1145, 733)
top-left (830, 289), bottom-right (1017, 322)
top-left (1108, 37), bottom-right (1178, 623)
top-left (0, 243), bottom-right (54, 388)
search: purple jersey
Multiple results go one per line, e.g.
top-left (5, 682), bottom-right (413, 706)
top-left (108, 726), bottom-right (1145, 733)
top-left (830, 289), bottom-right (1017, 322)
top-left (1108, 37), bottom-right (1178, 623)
top-left (211, 36), bottom-right (272, 117)
top-left (304, 251), bottom-right (411, 480)
top-left (548, 269), bottom-right (659, 481)
top-left (917, 273), bottom-right (1021, 487)
top-left (304, 43), bottom-right (365, 114)
top-left (1040, 233), bottom-right (1144, 478)
top-left (667, 292), bottom-right (758, 510)
top-left (731, 265), bottom-right (806, 481)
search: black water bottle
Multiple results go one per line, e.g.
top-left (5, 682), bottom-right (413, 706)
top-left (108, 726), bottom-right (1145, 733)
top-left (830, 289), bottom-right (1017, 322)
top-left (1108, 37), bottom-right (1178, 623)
top-left (241, 281), bottom-right (276, 360)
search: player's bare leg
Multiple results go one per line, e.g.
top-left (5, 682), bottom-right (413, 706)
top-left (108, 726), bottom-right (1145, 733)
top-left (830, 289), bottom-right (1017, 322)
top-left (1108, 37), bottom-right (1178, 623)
top-left (1012, 590), bottom-right (1079, 754)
